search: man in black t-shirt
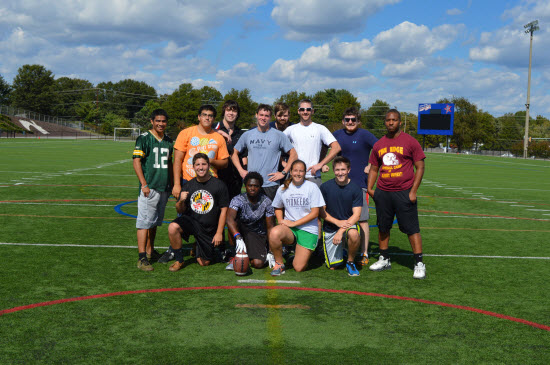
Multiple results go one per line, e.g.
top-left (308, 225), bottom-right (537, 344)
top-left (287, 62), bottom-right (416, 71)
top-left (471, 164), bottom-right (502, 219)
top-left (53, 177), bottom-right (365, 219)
top-left (214, 100), bottom-right (245, 199)
top-left (168, 153), bottom-right (229, 271)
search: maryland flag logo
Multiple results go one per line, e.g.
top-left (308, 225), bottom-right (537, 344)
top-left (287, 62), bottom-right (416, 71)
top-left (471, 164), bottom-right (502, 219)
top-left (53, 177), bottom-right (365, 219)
top-left (190, 190), bottom-right (214, 214)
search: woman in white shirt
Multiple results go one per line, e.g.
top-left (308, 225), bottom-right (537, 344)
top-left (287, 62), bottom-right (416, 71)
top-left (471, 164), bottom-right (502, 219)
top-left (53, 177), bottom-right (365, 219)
top-left (269, 159), bottom-right (325, 275)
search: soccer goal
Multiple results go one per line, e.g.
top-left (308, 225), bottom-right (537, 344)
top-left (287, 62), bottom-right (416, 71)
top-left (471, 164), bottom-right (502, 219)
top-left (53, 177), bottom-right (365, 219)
top-left (114, 127), bottom-right (141, 141)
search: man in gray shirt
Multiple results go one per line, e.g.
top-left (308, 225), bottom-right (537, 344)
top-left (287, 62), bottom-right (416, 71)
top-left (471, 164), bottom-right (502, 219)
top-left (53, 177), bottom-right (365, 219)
top-left (232, 104), bottom-right (297, 200)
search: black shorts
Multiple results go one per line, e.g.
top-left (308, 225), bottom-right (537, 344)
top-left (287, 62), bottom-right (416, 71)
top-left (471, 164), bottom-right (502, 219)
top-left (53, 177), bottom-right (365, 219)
top-left (373, 188), bottom-right (420, 235)
top-left (172, 215), bottom-right (216, 261)
top-left (262, 185), bottom-right (279, 201)
top-left (240, 226), bottom-right (268, 262)
top-left (220, 176), bottom-right (243, 200)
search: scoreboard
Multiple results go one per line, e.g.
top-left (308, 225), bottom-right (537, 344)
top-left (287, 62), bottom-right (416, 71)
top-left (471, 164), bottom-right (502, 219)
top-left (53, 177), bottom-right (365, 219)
top-left (417, 103), bottom-right (454, 135)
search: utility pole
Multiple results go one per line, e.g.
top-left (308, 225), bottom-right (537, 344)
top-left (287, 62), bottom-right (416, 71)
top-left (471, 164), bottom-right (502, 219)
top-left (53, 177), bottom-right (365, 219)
top-left (523, 20), bottom-right (539, 159)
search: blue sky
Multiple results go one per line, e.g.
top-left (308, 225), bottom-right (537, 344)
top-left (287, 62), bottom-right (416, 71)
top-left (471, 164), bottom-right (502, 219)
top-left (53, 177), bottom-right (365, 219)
top-left (1, 0), bottom-right (549, 117)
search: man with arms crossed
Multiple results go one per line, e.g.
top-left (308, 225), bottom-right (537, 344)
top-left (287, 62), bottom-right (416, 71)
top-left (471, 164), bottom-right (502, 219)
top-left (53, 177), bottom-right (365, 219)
top-left (159, 105), bottom-right (229, 263)
top-left (132, 109), bottom-right (173, 271)
top-left (332, 107), bottom-right (378, 266)
top-left (232, 104), bottom-right (297, 201)
top-left (367, 109), bottom-right (426, 279)
top-left (283, 99), bottom-right (341, 187)
top-left (167, 153), bottom-right (229, 272)
top-left (320, 156), bottom-right (362, 276)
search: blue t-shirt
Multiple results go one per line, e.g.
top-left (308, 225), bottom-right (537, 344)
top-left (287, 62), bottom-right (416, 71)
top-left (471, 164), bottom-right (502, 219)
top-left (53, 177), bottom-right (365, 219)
top-left (234, 127), bottom-right (294, 188)
top-left (320, 178), bottom-right (363, 233)
top-left (333, 128), bottom-right (378, 189)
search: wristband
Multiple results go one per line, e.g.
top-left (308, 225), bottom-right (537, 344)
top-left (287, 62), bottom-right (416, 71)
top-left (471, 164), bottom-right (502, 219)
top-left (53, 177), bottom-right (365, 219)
top-left (233, 232), bottom-right (241, 239)
top-left (142, 184), bottom-right (148, 189)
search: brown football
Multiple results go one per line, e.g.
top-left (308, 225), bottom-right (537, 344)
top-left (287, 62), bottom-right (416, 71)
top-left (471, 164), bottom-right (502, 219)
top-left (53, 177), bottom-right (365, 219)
top-left (234, 252), bottom-right (250, 276)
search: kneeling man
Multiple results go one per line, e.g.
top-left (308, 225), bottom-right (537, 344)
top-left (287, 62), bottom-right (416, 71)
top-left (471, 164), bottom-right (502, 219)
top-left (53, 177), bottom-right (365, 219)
top-left (320, 156), bottom-right (362, 276)
top-left (226, 172), bottom-right (275, 270)
top-left (168, 153), bottom-right (229, 271)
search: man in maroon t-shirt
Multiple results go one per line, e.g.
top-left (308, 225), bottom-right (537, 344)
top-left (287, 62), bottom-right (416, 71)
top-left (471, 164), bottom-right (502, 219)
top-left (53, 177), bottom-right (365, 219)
top-left (367, 109), bottom-right (427, 279)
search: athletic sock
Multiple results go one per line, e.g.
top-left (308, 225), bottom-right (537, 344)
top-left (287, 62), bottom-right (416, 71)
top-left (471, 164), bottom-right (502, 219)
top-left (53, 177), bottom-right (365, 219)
top-left (138, 252), bottom-right (147, 260)
top-left (379, 249), bottom-right (389, 260)
top-left (414, 253), bottom-right (423, 264)
top-left (174, 248), bottom-right (184, 263)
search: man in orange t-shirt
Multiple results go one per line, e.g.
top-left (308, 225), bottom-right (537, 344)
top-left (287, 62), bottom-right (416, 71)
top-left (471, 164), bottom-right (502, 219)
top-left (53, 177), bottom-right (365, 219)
top-left (172, 105), bottom-right (229, 199)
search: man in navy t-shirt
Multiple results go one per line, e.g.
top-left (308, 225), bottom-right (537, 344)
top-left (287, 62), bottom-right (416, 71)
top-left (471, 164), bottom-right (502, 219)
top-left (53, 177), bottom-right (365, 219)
top-left (332, 107), bottom-right (378, 266)
top-left (320, 156), bottom-right (363, 276)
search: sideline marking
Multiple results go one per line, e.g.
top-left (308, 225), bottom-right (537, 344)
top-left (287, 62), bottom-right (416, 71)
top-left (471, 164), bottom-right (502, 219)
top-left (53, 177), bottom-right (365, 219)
top-left (419, 209), bottom-right (550, 222)
top-left (2, 243), bottom-right (549, 260)
top-left (236, 304), bottom-right (310, 309)
top-left (0, 214), bottom-right (134, 220)
top-left (238, 279), bottom-right (301, 284)
top-left (1, 286), bottom-right (548, 331)
top-left (0, 202), bottom-right (116, 207)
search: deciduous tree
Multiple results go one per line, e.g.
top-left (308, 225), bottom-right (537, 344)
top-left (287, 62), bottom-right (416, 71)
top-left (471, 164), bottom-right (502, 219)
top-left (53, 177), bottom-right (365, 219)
top-left (11, 64), bottom-right (55, 114)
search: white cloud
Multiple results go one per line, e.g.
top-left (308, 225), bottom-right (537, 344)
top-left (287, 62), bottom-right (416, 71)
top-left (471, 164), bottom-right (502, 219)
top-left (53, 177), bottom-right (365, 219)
top-left (373, 22), bottom-right (465, 63)
top-left (271, 0), bottom-right (401, 41)
top-left (381, 58), bottom-right (426, 77)
top-left (446, 8), bottom-right (463, 16)
top-left (0, 0), bottom-right (264, 47)
top-left (469, 1), bottom-right (550, 67)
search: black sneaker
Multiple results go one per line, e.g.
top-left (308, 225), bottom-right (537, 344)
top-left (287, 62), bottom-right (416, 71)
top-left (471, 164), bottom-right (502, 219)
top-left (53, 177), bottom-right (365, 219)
top-left (158, 248), bottom-right (175, 264)
top-left (147, 249), bottom-right (162, 261)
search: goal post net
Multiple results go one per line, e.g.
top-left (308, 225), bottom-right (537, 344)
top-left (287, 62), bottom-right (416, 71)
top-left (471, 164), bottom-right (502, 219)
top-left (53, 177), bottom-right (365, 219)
top-left (114, 127), bottom-right (141, 141)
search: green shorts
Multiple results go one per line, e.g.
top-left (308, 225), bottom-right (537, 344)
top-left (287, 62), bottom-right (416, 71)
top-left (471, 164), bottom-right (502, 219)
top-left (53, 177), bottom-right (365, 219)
top-left (290, 227), bottom-right (318, 250)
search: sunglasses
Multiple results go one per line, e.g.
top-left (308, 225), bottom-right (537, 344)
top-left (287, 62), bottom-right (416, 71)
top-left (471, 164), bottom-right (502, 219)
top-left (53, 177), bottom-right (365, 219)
top-left (344, 117), bottom-right (357, 123)
top-left (298, 107), bottom-right (312, 112)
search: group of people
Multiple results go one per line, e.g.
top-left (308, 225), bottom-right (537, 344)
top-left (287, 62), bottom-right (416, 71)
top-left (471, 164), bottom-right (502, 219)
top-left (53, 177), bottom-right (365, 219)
top-left (132, 99), bottom-right (427, 279)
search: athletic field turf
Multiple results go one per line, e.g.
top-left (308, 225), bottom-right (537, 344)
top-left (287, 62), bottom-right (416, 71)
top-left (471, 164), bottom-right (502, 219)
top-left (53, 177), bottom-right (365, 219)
top-left (1, 139), bottom-right (549, 364)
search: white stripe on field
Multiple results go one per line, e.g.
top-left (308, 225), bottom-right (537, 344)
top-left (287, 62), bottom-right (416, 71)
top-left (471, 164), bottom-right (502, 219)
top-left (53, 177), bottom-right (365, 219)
top-left (418, 214), bottom-right (516, 220)
top-left (238, 279), bottom-right (301, 284)
top-left (526, 209), bottom-right (550, 212)
top-left (1, 242), bottom-right (549, 260)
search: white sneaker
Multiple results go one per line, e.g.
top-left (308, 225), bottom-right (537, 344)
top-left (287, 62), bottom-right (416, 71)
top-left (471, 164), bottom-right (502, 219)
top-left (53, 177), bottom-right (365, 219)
top-left (413, 262), bottom-right (426, 279)
top-left (369, 256), bottom-right (391, 271)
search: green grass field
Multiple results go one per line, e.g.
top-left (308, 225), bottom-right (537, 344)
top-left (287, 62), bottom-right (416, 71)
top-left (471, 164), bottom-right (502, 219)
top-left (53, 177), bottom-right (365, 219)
top-left (1, 139), bottom-right (549, 364)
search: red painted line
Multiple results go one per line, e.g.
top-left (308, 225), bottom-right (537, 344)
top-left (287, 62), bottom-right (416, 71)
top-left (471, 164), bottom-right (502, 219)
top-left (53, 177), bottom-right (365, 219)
top-left (1, 286), bottom-right (548, 331)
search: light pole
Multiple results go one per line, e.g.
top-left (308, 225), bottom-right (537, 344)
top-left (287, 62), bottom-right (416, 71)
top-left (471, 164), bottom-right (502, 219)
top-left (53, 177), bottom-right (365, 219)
top-left (523, 20), bottom-right (539, 159)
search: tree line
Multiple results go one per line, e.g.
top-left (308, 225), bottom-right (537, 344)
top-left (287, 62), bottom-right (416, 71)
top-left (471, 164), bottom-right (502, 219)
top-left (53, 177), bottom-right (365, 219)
top-left (1, 64), bottom-right (549, 157)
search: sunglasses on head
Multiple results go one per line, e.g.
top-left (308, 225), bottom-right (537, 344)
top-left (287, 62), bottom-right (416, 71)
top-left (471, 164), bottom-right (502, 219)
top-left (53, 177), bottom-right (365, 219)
top-left (298, 107), bottom-right (312, 112)
top-left (344, 117), bottom-right (357, 122)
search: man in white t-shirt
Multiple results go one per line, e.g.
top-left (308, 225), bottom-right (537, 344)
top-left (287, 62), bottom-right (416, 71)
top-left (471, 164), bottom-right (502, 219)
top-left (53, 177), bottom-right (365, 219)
top-left (283, 99), bottom-right (341, 187)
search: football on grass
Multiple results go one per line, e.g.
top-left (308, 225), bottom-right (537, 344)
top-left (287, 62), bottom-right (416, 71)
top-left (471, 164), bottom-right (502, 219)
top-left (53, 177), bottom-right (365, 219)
top-left (234, 252), bottom-right (250, 276)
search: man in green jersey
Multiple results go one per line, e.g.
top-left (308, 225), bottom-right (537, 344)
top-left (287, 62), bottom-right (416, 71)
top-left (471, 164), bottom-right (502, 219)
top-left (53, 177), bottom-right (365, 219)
top-left (132, 109), bottom-right (174, 271)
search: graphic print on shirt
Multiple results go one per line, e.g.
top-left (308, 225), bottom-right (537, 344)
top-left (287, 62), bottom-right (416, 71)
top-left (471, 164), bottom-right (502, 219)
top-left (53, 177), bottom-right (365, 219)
top-left (186, 137), bottom-right (218, 178)
top-left (379, 147), bottom-right (404, 178)
top-left (190, 190), bottom-right (214, 214)
top-left (285, 194), bottom-right (310, 208)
